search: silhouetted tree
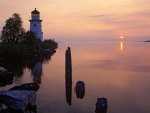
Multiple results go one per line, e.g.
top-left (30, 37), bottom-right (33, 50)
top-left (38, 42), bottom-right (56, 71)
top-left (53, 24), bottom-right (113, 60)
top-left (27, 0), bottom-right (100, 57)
top-left (41, 39), bottom-right (58, 49)
top-left (24, 31), bottom-right (38, 45)
top-left (1, 13), bottom-right (25, 43)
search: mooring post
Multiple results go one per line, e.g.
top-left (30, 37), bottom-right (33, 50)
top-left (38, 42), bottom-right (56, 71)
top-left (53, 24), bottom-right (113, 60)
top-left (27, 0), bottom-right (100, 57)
top-left (65, 47), bottom-right (72, 105)
top-left (65, 47), bottom-right (72, 74)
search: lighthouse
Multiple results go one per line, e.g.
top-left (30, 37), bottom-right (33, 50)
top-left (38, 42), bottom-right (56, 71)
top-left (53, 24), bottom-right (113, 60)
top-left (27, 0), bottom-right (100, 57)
top-left (29, 8), bottom-right (43, 41)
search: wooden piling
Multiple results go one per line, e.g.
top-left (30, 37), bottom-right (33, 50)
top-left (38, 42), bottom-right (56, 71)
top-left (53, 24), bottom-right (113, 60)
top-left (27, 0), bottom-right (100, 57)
top-left (65, 47), bottom-right (72, 75)
top-left (65, 47), bottom-right (72, 105)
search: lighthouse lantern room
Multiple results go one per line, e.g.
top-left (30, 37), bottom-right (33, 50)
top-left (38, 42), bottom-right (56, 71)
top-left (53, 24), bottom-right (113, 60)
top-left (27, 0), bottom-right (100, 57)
top-left (29, 8), bottom-right (43, 41)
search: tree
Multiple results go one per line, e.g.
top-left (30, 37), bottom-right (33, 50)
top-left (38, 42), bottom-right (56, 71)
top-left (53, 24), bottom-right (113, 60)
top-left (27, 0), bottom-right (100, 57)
top-left (24, 31), bottom-right (37, 45)
top-left (1, 13), bottom-right (25, 43)
top-left (41, 39), bottom-right (58, 49)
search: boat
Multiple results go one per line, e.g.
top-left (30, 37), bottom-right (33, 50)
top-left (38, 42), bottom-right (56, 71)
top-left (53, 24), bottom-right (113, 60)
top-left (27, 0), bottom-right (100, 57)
top-left (0, 90), bottom-right (36, 111)
top-left (95, 98), bottom-right (108, 113)
top-left (75, 81), bottom-right (85, 99)
top-left (9, 83), bottom-right (39, 91)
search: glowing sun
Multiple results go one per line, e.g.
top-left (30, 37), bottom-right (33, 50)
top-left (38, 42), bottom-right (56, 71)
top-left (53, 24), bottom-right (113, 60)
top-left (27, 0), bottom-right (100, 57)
top-left (120, 35), bottom-right (124, 39)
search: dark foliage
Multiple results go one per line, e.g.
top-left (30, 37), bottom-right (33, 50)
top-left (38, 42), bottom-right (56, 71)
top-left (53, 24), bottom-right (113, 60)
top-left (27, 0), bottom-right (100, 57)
top-left (0, 13), bottom-right (58, 76)
top-left (23, 31), bottom-right (41, 45)
top-left (0, 43), bottom-right (35, 57)
top-left (1, 13), bottom-right (25, 43)
top-left (41, 39), bottom-right (58, 50)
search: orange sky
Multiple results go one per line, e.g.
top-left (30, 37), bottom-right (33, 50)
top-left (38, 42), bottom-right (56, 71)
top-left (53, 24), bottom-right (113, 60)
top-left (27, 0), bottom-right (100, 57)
top-left (0, 0), bottom-right (150, 41)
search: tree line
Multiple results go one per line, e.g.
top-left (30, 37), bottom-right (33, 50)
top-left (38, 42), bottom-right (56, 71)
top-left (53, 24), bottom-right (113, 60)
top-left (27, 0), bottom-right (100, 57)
top-left (0, 13), bottom-right (58, 57)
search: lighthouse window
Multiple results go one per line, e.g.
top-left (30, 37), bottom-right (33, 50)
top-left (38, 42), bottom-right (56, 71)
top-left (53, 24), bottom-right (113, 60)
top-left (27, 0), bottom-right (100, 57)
top-left (34, 24), bottom-right (37, 27)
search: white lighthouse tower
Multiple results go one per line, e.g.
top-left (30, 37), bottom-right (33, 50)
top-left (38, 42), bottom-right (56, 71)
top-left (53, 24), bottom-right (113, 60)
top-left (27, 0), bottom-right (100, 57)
top-left (29, 8), bottom-right (43, 41)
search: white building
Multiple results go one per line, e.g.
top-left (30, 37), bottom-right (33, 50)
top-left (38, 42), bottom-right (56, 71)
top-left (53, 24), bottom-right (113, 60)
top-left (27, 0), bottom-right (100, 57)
top-left (29, 8), bottom-right (43, 41)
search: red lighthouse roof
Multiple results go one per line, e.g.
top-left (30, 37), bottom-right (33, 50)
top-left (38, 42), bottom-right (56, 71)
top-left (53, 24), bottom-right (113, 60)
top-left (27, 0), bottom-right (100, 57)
top-left (31, 8), bottom-right (40, 14)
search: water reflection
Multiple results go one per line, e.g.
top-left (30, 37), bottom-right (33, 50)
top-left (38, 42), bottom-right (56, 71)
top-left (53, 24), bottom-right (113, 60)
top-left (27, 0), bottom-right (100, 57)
top-left (31, 62), bottom-right (43, 84)
top-left (0, 54), bottom-right (52, 84)
top-left (0, 54), bottom-right (53, 112)
top-left (65, 73), bottom-right (72, 106)
top-left (1, 42), bottom-right (150, 113)
top-left (120, 41), bottom-right (124, 51)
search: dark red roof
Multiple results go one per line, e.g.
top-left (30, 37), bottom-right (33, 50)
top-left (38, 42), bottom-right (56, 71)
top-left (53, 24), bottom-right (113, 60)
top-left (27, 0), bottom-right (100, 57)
top-left (31, 8), bottom-right (40, 14)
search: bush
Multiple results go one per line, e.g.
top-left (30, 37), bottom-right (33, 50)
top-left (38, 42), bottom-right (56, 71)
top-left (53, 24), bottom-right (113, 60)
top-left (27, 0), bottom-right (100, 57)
top-left (41, 39), bottom-right (58, 50)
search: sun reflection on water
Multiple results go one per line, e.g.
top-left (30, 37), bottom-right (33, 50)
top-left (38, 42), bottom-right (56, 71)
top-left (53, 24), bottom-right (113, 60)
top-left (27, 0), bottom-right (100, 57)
top-left (120, 41), bottom-right (124, 51)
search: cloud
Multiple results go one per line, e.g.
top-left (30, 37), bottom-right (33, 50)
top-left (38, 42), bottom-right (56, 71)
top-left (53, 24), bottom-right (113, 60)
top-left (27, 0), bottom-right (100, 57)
top-left (89, 13), bottom-right (129, 24)
top-left (90, 14), bottom-right (111, 18)
top-left (89, 11), bottom-right (150, 31)
top-left (131, 12), bottom-right (150, 17)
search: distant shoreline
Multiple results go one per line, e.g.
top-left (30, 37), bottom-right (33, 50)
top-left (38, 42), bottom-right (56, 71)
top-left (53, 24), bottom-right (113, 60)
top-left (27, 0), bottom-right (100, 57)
top-left (144, 40), bottom-right (150, 42)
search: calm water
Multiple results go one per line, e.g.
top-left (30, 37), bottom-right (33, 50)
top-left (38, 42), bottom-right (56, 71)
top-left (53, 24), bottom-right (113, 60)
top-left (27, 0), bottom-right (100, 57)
top-left (0, 41), bottom-right (150, 113)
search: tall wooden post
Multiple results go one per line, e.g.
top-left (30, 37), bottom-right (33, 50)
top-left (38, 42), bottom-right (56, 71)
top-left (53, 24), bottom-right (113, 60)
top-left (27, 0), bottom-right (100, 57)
top-left (65, 47), bottom-right (72, 105)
